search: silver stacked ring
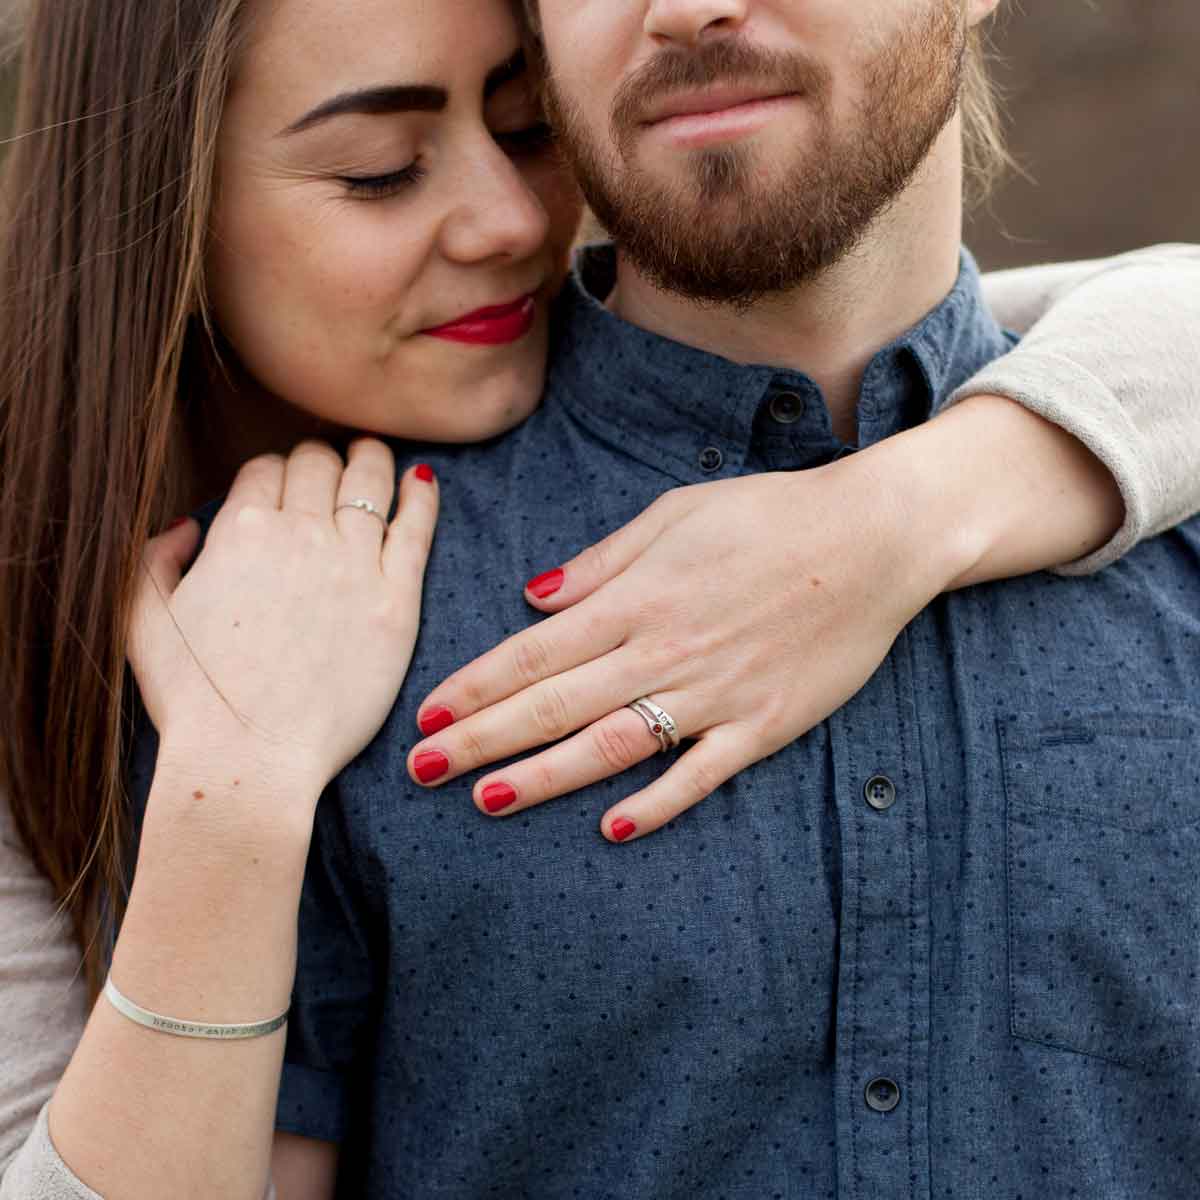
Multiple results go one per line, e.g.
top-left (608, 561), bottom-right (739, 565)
top-left (627, 698), bottom-right (681, 753)
top-left (335, 497), bottom-right (388, 529)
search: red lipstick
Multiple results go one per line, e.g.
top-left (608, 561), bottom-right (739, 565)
top-left (422, 294), bottom-right (537, 345)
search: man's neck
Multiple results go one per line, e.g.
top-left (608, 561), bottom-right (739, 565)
top-left (608, 126), bottom-right (965, 444)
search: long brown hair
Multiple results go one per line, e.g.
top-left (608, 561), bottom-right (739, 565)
top-left (0, 0), bottom-right (246, 997)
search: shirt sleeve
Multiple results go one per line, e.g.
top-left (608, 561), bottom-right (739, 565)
top-left (275, 783), bottom-right (377, 1147)
top-left (946, 244), bottom-right (1200, 574)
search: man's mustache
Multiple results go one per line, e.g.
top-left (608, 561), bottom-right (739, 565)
top-left (610, 37), bottom-right (831, 143)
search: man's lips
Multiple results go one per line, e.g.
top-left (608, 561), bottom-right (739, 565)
top-left (641, 85), bottom-right (797, 126)
top-left (636, 86), bottom-right (801, 151)
top-left (421, 294), bottom-right (538, 346)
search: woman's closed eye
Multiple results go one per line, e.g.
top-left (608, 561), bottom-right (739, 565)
top-left (493, 122), bottom-right (556, 158)
top-left (339, 161), bottom-right (426, 201)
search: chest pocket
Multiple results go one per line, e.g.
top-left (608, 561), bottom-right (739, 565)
top-left (1000, 708), bottom-right (1200, 1070)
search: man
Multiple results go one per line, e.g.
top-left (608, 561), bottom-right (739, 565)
top-left (271, 2), bottom-right (1200, 1195)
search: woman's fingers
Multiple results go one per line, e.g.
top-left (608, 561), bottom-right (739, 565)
top-left (415, 597), bottom-right (625, 737)
top-left (127, 518), bottom-right (202, 677)
top-left (408, 649), bottom-right (650, 786)
top-left (468, 705), bottom-right (668, 817)
top-left (333, 439), bottom-right (395, 545)
top-left (522, 494), bottom-right (674, 613)
top-left (597, 730), bottom-right (746, 843)
top-left (382, 463), bottom-right (440, 584)
top-left (220, 453), bottom-right (286, 522)
top-left (280, 440), bottom-right (343, 517)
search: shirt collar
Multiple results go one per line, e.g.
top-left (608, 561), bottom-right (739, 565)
top-left (547, 243), bottom-right (1012, 481)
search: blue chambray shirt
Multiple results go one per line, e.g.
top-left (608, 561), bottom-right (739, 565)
top-left (134, 246), bottom-right (1200, 1198)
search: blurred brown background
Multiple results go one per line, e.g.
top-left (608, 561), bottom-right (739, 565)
top-left (0, 1), bottom-right (1197, 270)
top-left (967, 0), bottom-right (1200, 269)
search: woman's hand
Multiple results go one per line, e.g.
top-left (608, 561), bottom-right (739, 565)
top-left (407, 395), bottom-right (1121, 843)
top-left (407, 439), bottom-right (959, 842)
top-left (131, 439), bottom-right (439, 807)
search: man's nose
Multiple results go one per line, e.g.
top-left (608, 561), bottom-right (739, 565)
top-left (643, 0), bottom-right (750, 45)
top-left (441, 149), bottom-right (550, 267)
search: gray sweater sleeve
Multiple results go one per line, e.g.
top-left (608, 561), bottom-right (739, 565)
top-left (952, 244), bottom-right (1200, 575)
top-left (0, 1109), bottom-right (101, 1200)
top-left (0, 1107), bottom-right (278, 1200)
top-left (0, 798), bottom-right (89, 1189)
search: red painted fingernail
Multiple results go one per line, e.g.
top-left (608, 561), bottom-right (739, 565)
top-left (418, 706), bottom-right (455, 737)
top-left (611, 817), bottom-right (637, 843)
top-left (526, 568), bottom-right (564, 600)
top-left (481, 783), bottom-right (518, 814)
top-left (413, 750), bottom-right (449, 784)
top-left (167, 517), bottom-right (188, 531)
top-left (416, 463), bottom-right (435, 483)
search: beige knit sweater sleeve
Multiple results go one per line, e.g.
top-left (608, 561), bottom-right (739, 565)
top-left (1, 246), bottom-right (1198, 1195)
top-left (954, 243), bottom-right (1200, 575)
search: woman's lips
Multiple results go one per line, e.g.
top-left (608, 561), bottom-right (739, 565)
top-left (422, 294), bottom-right (537, 345)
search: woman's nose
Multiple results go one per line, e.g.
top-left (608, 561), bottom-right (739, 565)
top-left (440, 148), bottom-right (551, 267)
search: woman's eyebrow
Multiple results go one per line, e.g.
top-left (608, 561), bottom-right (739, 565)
top-left (281, 86), bottom-right (448, 137)
top-left (279, 51), bottom-right (527, 138)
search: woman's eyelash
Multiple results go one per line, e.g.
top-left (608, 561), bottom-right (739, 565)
top-left (335, 123), bottom-right (553, 200)
top-left (339, 162), bottom-right (426, 200)
top-left (494, 122), bottom-right (557, 156)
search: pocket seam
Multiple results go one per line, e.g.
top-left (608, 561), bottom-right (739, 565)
top-left (999, 711), bottom-right (1199, 1071)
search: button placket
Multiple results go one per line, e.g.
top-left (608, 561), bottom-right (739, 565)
top-left (827, 628), bottom-right (932, 1197)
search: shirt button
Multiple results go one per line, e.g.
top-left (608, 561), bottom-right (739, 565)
top-left (698, 446), bottom-right (724, 473)
top-left (769, 391), bottom-right (804, 424)
top-left (865, 1077), bottom-right (901, 1113)
top-left (864, 774), bottom-right (897, 811)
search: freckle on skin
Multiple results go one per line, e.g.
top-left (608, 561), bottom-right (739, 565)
top-left (810, 577), bottom-right (823, 589)
top-left (234, 621), bottom-right (241, 628)
top-left (193, 790), bottom-right (204, 800)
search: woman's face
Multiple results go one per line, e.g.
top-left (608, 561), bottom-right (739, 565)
top-left (208, 0), bottom-right (582, 443)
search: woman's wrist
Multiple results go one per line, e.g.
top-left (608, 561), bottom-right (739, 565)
top-left (113, 761), bottom-right (317, 1020)
top-left (149, 738), bottom-right (325, 839)
top-left (818, 430), bottom-right (982, 617)
top-left (869, 393), bottom-right (1125, 593)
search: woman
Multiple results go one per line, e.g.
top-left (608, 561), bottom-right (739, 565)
top-left (1, 0), bottom-right (1198, 1195)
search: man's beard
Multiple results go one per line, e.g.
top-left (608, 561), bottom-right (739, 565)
top-left (543, 3), bottom-right (966, 306)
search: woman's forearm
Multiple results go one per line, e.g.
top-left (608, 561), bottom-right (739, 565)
top-left (877, 392), bottom-right (1126, 592)
top-left (46, 754), bottom-right (318, 1200)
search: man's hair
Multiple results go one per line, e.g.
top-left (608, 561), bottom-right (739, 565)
top-left (518, 1), bottom-right (1008, 205)
top-left (961, 22), bottom-right (1010, 206)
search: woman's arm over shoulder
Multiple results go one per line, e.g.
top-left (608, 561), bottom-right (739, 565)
top-left (0, 796), bottom-right (89, 1179)
top-left (956, 243), bottom-right (1200, 574)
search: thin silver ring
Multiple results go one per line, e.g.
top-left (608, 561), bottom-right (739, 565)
top-left (627, 698), bottom-right (681, 753)
top-left (334, 497), bottom-right (388, 529)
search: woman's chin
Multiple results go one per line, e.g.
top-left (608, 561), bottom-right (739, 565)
top-left (349, 377), bottom-right (546, 445)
